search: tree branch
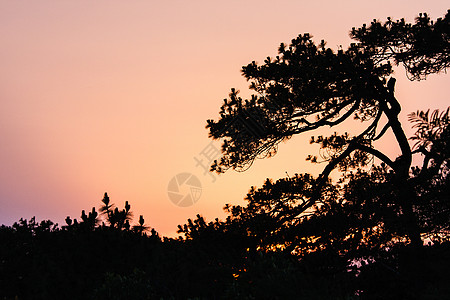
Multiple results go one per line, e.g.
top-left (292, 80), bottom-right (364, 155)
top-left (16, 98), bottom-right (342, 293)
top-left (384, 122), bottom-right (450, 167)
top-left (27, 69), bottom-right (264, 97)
top-left (292, 140), bottom-right (395, 219)
top-left (374, 77), bottom-right (412, 176)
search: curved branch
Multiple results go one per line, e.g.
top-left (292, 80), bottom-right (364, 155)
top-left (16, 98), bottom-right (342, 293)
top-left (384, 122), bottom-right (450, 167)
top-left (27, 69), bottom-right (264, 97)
top-left (293, 140), bottom-right (395, 218)
top-left (373, 121), bottom-right (390, 141)
top-left (324, 99), bottom-right (361, 127)
top-left (290, 100), bottom-right (359, 135)
top-left (357, 108), bottom-right (383, 139)
top-left (355, 144), bottom-right (395, 169)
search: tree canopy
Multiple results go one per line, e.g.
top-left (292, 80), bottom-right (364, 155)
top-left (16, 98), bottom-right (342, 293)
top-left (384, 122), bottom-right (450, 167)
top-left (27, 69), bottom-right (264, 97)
top-left (206, 10), bottom-right (450, 248)
top-left (351, 12), bottom-right (450, 80)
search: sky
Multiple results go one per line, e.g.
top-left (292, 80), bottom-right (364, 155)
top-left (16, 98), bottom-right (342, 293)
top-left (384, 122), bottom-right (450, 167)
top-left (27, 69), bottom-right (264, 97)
top-left (1, 1), bottom-right (448, 237)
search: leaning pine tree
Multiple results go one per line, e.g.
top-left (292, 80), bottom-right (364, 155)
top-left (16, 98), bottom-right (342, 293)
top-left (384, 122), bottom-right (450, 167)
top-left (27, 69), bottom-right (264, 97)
top-left (206, 10), bottom-right (450, 254)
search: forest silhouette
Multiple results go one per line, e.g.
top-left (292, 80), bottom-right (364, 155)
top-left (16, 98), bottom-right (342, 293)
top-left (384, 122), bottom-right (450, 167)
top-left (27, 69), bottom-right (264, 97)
top-left (1, 10), bottom-right (449, 299)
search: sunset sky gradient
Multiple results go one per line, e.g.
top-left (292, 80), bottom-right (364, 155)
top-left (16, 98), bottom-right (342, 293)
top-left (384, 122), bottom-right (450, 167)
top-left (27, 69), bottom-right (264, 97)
top-left (1, 1), bottom-right (448, 236)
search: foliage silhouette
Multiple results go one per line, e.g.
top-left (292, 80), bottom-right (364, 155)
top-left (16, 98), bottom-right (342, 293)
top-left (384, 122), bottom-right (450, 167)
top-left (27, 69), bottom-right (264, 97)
top-left (207, 10), bottom-right (449, 249)
top-left (0, 194), bottom-right (164, 300)
top-left (350, 12), bottom-right (450, 80)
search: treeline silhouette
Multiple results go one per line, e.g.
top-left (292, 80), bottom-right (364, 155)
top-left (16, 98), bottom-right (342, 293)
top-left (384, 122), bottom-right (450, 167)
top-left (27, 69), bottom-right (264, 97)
top-left (1, 187), bottom-right (449, 299)
top-left (1, 10), bottom-right (450, 299)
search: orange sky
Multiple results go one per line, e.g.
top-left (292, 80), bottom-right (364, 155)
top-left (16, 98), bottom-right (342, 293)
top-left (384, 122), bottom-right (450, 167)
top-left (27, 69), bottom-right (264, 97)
top-left (1, 1), bottom-right (448, 236)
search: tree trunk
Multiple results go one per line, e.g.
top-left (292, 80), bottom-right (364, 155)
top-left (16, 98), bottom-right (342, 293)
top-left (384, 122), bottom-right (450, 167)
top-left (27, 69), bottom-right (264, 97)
top-left (398, 180), bottom-right (423, 248)
top-left (378, 77), bottom-right (422, 248)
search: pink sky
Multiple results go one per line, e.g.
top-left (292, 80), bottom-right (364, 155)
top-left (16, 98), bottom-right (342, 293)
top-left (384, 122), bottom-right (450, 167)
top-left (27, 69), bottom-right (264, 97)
top-left (1, 1), bottom-right (448, 236)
